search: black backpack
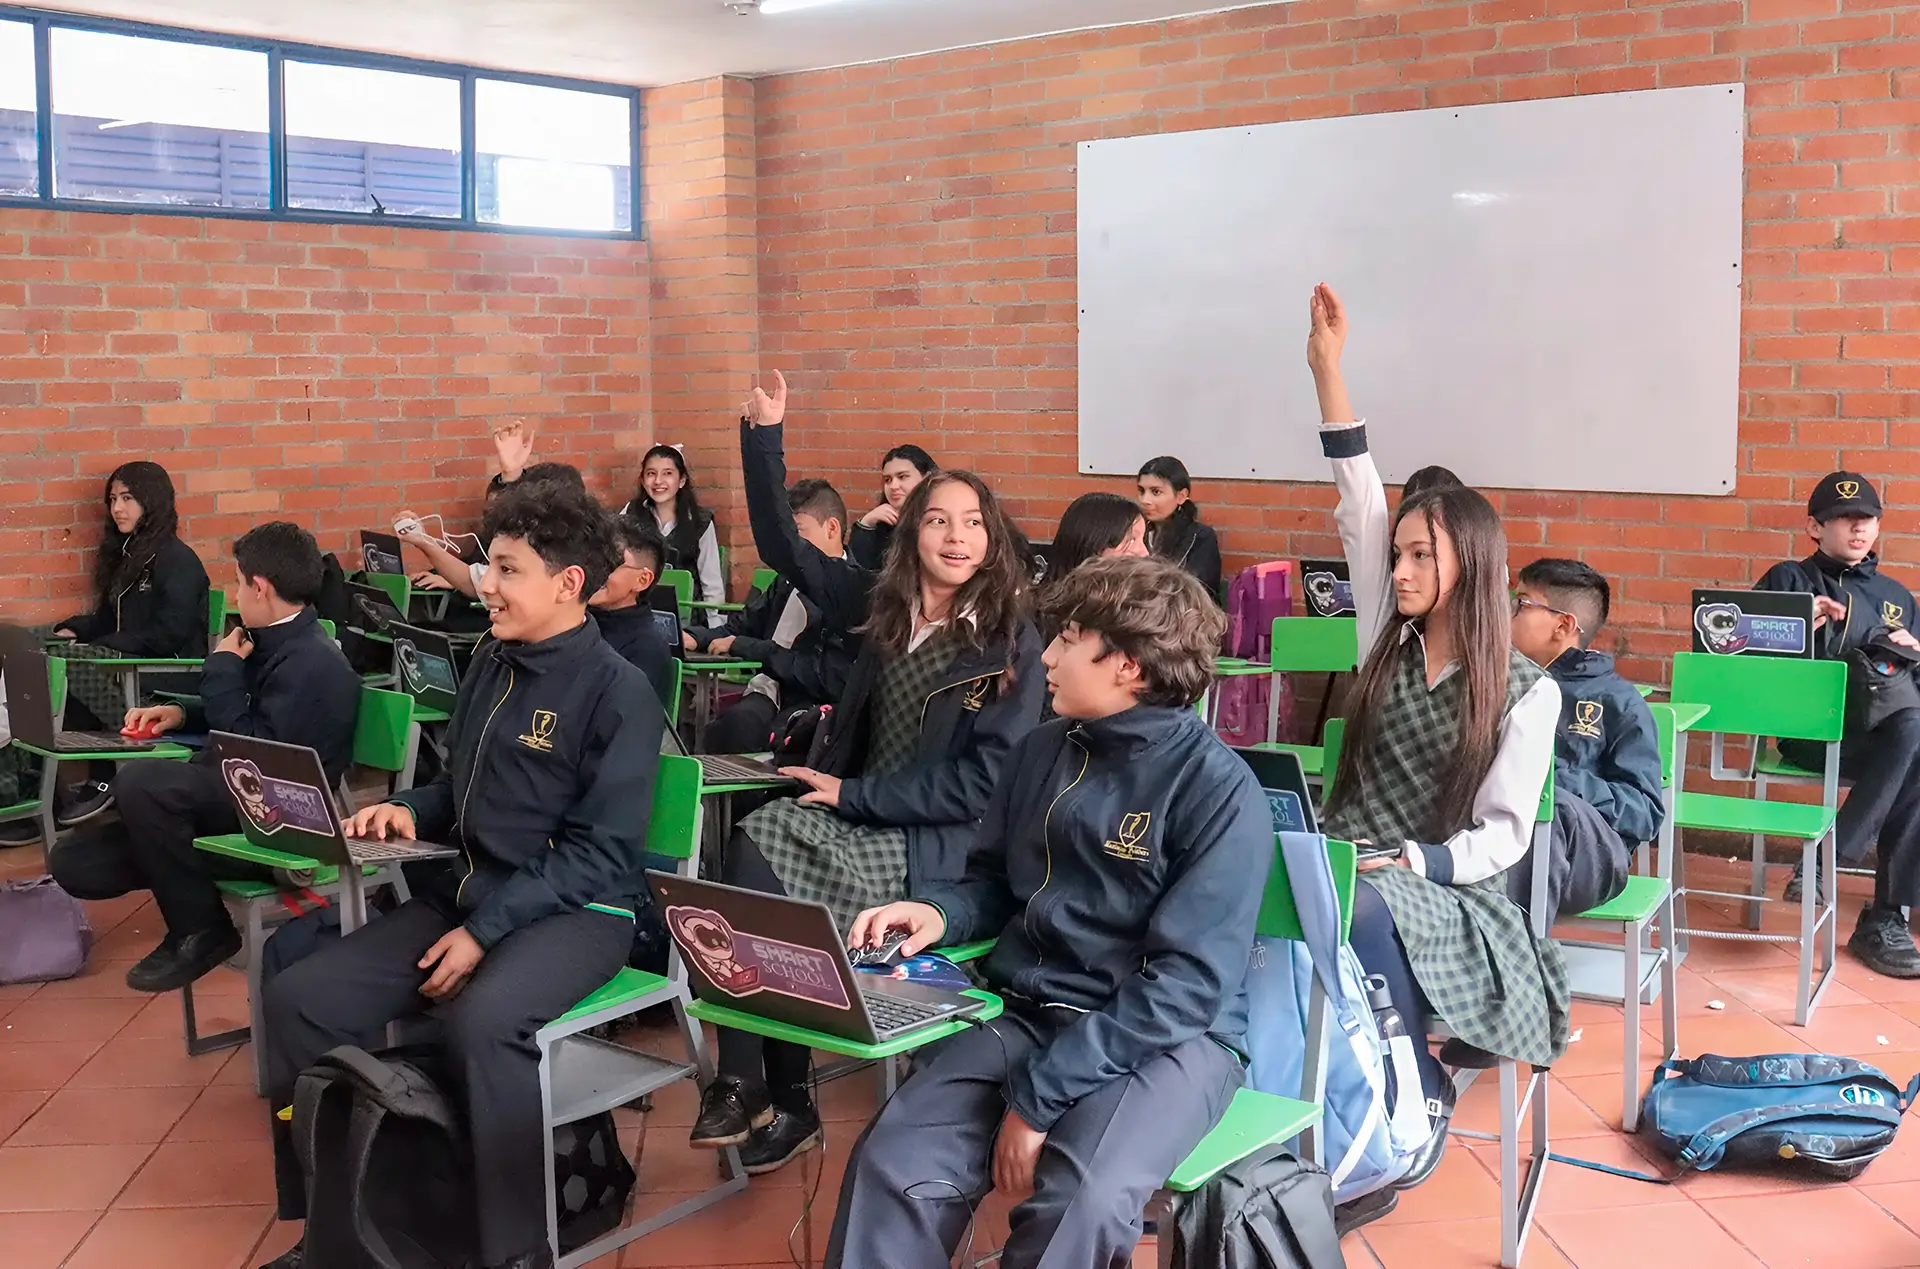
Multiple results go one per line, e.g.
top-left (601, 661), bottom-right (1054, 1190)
top-left (1169, 1146), bottom-right (1346, 1269)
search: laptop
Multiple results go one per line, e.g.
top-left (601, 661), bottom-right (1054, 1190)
top-left (1299, 558), bottom-right (1356, 617)
top-left (389, 622), bottom-right (460, 714)
top-left (647, 872), bottom-right (988, 1043)
top-left (655, 603), bottom-right (743, 666)
top-left (211, 733), bottom-right (461, 866)
top-left (1691, 589), bottom-right (1817, 659)
top-left (1234, 746), bottom-right (1320, 836)
top-left (360, 530), bottom-right (405, 576)
top-left (2, 645), bottom-right (159, 753)
top-left (347, 581), bottom-right (406, 634)
top-left (659, 706), bottom-right (794, 788)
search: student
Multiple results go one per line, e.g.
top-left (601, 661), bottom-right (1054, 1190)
top-left (49, 522), bottom-right (360, 991)
top-left (1137, 455), bottom-right (1223, 599)
top-left (592, 513), bottom-right (675, 711)
top-left (50, 461), bottom-right (212, 825)
top-left (687, 470), bottom-right (1046, 1175)
top-left (405, 463), bottom-right (590, 600)
top-left (1305, 283), bottom-right (1567, 1188)
top-left (689, 371), bottom-right (873, 754)
top-left (826, 556), bottom-right (1270, 1268)
top-left (850, 443), bottom-right (937, 570)
top-left (1756, 472), bottom-right (1920, 976)
top-left (1043, 490), bottom-right (1150, 586)
top-left (260, 485), bottom-right (660, 1269)
top-left (1403, 465), bottom-right (1464, 502)
top-left (624, 444), bottom-right (725, 616)
top-left (1508, 558), bottom-right (1662, 923)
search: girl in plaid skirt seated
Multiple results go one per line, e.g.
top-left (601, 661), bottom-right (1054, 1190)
top-left (687, 469), bottom-right (1048, 1175)
top-left (1305, 285), bottom-right (1571, 1191)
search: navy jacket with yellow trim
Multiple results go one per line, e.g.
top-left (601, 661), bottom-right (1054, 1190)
top-left (919, 705), bottom-right (1273, 1132)
top-left (1757, 550), bottom-right (1918, 661)
top-left (1543, 647), bottom-right (1665, 848)
top-left (392, 618), bottom-right (664, 949)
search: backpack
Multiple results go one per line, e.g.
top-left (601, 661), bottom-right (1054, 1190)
top-left (0, 876), bottom-right (92, 984)
top-left (1216, 563), bottom-right (1296, 747)
top-left (1243, 834), bottom-right (1433, 1202)
top-left (1168, 1145), bottom-right (1345, 1269)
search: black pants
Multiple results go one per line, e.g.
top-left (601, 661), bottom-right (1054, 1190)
top-left (1347, 880), bottom-right (1445, 1102)
top-left (49, 761), bottom-right (266, 939)
top-left (1505, 790), bottom-right (1632, 928)
top-left (712, 828), bottom-right (815, 1109)
top-left (825, 1009), bottom-right (1242, 1269)
top-left (262, 891), bottom-right (632, 1265)
top-left (702, 691), bottom-right (780, 756)
top-left (1784, 709), bottom-right (1920, 909)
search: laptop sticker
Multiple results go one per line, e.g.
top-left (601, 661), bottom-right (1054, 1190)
top-left (1266, 788), bottom-right (1310, 835)
top-left (665, 905), bottom-right (852, 1010)
top-left (363, 545), bottom-right (403, 575)
top-left (1304, 569), bottom-right (1355, 617)
top-left (394, 641), bottom-right (457, 695)
top-left (220, 758), bottom-right (336, 837)
top-left (1693, 601), bottom-right (1808, 657)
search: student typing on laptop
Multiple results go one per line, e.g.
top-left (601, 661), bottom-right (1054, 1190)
top-left (259, 485), bottom-right (664, 1269)
top-left (826, 556), bottom-right (1273, 1269)
top-left (49, 522), bottom-right (360, 993)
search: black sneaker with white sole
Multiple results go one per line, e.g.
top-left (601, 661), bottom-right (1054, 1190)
top-left (1783, 859), bottom-right (1826, 906)
top-left (55, 780), bottom-right (114, 829)
top-left (0, 818), bottom-right (41, 847)
top-left (738, 1103), bottom-right (821, 1176)
top-left (689, 1075), bottom-right (773, 1149)
top-left (1848, 906), bottom-right (1920, 979)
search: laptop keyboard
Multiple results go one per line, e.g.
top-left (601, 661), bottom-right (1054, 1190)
top-left (346, 837), bottom-right (432, 861)
top-left (862, 989), bottom-right (951, 1034)
top-left (699, 756), bottom-right (788, 784)
top-left (57, 731), bottom-right (149, 751)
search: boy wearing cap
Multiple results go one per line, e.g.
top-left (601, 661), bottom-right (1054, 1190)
top-left (1756, 471), bottom-right (1920, 977)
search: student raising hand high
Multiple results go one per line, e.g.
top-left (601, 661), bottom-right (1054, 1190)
top-left (743, 369), bottom-right (788, 428)
top-left (491, 418), bottom-right (535, 484)
top-left (1307, 283), bottom-right (1356, 425)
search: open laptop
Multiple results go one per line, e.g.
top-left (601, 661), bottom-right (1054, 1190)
top-left (389, 622), bottom-right (460, 714)
top-left (647, 872), bottom-right (988, 1043)
top-left (360, 530), bottom-right (405, 576)
top-left (659, 705), bottom-right (794, 787)
top-left (1691, 589), bottom-right (1817, 659)
top-left (655, 603), bottom-right (748, 666)
top-left (2, 645), bottom-right (159, 753)
top-left (347, 581), bottom-right (406, 634)
top-left (1234, 746), bottom-right (1320, 836)
top-left (211, 733), bottom-right (461, 866)
top-left (1299, 558), bottom-right (1356, 617)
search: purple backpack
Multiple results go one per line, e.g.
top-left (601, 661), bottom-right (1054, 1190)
top-left (1214, 563), bottom-right (1295, 747)
top-left (0, 877), bottom-right (92, 984)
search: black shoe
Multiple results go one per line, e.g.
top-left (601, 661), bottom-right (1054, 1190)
top-left (0, 818), bottom-right (41, 847)
top-left (258, 1246), bottom-right (303, 1269)
top-left (1437, 1038), bottom-right (1501, 1070)
top-left (55, 780), bottom-right (114, 828)
top-left (1334, 1185), bottom-right (1399, 1236)
top-left (484, 1252), bottom-right (553, 1269)
top-left (1784, 860), bottom-right (1826, 906)
top-left (689, 1075), bottom-right (772, 1149)
top-left (125, 925), bottom-right (243, 993)
top-left (1394, 1078), bottom-right (1457, 1191)
top-left (1849, 906), bottom-right (1920, 979)
top-left (738, 1103), bottom-right (822, 1176)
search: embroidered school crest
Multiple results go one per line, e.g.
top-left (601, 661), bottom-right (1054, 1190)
top-left (1569, 700), bottom-right (1604, 739)
top-left (1884, 601), bottom-right (1905, 629)
top-left (519, 709), bottom-right (558, 752)
top-left (960, 677), bottom-right (991, 712)
top-left (1103, 811), bottom-right (1152, 863)
top-left (1837, 480), bottom-right (1862, 500)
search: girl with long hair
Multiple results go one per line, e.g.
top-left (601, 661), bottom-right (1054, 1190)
top-left (687, 470), bottom-right (1046, 1175)
top-left (1302, 285), bottom-right (1567, 1192)
top-left (623, 443), bottom-right (725, 612)
top-left (1137, 455), bottom-right (1223, 598)
top-left (1044, 491), bottom-right (1149, 587)
top-left (850, 442), bottom-right (938, 569)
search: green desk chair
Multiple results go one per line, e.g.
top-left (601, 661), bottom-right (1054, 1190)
top-left (660, 569), bottom-right (695, 625)
top-left (537, 753), bottom-right (749, 1266)
top-left (361, 572), bottom-right (412, 619)
top-left (211, 590), bottom-right (229, 643)
top-left (351, 685), bottom-right (419, 804)
top-left (664, 657), bottom-right (684, 731)
top-left (1247, 616), bottom-right (1359, 777)
top-left (19, 656), bottom-right (192, 846)
top-left (1669, 652), bottom-right (1845, 1025)
top-left (751, 566), bottom-right (777, 595)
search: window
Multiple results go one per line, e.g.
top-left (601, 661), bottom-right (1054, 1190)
top-left (0, 20), bottom-right (34, 196)
top-left (476, 79), bottom-right (631, 233)
top-left (285, 61), bottom-right (462, 218)
top-left (50, 28), bottom-right (268, 208)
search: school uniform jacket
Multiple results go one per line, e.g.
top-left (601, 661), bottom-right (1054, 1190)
top-left (185, 607), bottom-right (361, 786)
top-left (920, 706), bottom-right (1273, 1132)
top-left (1757, 551), bottom-right (1918, 661)
top-left (61, 537), bottom-right (211, 658)
top-left (1542, 647), bottom-right (1665, 848)
top-left (391, 619), bottom-right (663, 950)
top-left (590, 603), bottom-right (675, 715)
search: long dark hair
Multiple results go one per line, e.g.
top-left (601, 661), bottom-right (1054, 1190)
top-left (633, 444), bottom-right (706, 532)
top-left (1047, 492), bottom-right (1143, 583)
top-left (1138, 455), bottom-right (1202, 560)
top-left (859, 471), bottom-right (1029, 676)
top-left (1322, 484), bottom-right (1514, 841)
top-left (881, 443), bottom-right (937, 478)
top-left (93, 461), bottom-right (180, 603)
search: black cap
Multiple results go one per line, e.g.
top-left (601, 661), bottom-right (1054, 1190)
top-left (1808, 471), bottom-right (1882, 523)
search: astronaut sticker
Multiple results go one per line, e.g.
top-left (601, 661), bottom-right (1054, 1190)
top-left (1303, 569), bottom-right (1356, 617)
top-left (1692, 600), bottom-right (1807, 657)
top-left (665, 906), bottom-right (852, 1010)
top-left (220, 758), bottom-right (335, 837)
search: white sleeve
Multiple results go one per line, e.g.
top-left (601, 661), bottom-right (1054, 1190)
top-left (1320, 421), bottom-right (1393, 649)
top-left (697, 522), bottom-right (728, 627)
top-left (1402, 674), bottom-right (1561, 886)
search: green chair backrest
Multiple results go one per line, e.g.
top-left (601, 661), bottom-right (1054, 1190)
top-left (209, 591), bottom-right (228, 641)
top-left (1257, 838), bottom-right (1358, 943)
top-left (1669, 651), bottom-right (1846, 744)
top-left (364, 572), bottom-right (410, 616)
top-left (1649, 701), bottom-right (1678, 789)
top-left (660, 569), bottom-right (694, 623)
top-left (664, 658), bottom-right (684, 729)
top-left (47, 654), bottom-right (67, 714)
top-left (1321, 717), bottom-right (1345, 791)
top-left (751, 567), bottom-right (777, 595)
top-left (1538, 759), bottom-right (1555, 822)
top-left (318, 618), bottom-right (337, 640)
top-left (649, 753), bottom-right (702, 861)
top-left (352, 686), bottom-right (414, 774)
top-left (1270, 617), bottom-right (1359, 673)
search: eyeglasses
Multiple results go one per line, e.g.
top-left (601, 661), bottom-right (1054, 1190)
top-left (1511, 593), bottom-right (1584, 634)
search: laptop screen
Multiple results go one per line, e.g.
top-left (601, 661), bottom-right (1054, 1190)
top-left (360, 531), bottom-right (404, 576)
top-left (1233, 747), bottom-right (1319, 836)
top-left (1691, 589), bottom-right (1816, 659)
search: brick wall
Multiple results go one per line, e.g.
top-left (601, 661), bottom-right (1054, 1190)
top-left (0, 209), bottom-right (649, 619)
top-left (751, 0), bottom-right (1920, 682)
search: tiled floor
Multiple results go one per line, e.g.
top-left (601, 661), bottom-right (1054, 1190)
top-left (9, 841), bottom-right (1920, 1268)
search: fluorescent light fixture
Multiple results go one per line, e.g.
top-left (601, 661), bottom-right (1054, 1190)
top-left (757, 0), bottom-right (853, 14)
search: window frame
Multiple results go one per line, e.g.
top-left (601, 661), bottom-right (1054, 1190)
top-left (0, 3), bottom-right (643, 239)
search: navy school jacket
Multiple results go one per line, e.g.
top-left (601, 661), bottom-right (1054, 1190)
top-left (1542, 647), bottom-right (1665, 848)
top-left (1757, 551), bottom-right (1919, 661)
top-left (918, 705), bottom-right (1274, 1132)
top-left (187, 607), bottom-right (361, 787)
top-left (62, 536), bottom-right (211, 658)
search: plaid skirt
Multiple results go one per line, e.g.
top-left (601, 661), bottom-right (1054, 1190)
top-left (0, 744), bottom-right (36, 807)
top-left (1365, 865), bottom-right (1571, 1069)
top-left (30, 628), bottom-right (134, 726)
top-left (741, 797), bottom-right (910, 936)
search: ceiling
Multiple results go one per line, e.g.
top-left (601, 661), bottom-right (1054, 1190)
top-left (31, 0), bottom-right (1276, 87)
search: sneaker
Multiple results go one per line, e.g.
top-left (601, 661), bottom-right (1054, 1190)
top-left (1783, 859), bottom-right (1826, 906)
top-left (738, 1103), bottom-right (822, 1176)
top-left (55, 780), bottom-right (114, 829)
top-left (125, 925), bottom-right (243, 993)
top-left (1437, 1038), bottom-right (1501, 1071)
top-left (1848, 907), bottom-right (1920, 979)
top-left (688, 1075), bottom-right (772, 1149)
top-left (258, 1246), bottom-right (303, 1269)
top-left (1394, 1078), bottom-right (1456, 1191)
top-left (1334, 1184), bottom-right (1399, 1236)
top-left (0, 818), bottom-right (41, 847)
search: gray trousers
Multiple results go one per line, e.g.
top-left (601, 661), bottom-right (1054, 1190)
top-left (825, 1009), bottom-right (1243, 1269)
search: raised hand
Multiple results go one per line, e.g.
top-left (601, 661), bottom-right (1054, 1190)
top-left (491, 419), bottom-right (535, 483)
top-left (1307, 283), bottom-right (1348, 378)
top-left (744, 369), bottom-right (789, 428)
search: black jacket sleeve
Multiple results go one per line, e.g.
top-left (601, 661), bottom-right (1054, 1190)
top-left (60, 599), bottom-right (111, 643)
top-left (97, 544), bottom-right (210, 657)
top-left (1555, 690), bottom-right (1665, 846)
top-left (1756, 560), bottom-right (1851, 658)
top-left (1187, 521), bottom-right (1223, 600)
top-left (848, 522), bottom-right (889, 571)
top-left (461, 678), bottom-right (664, 949)
top-left (1005, 766), bottom-right (1272, 1132)
top-left (740, 421), bottom-right (867, 631)
top-left (915, 732), bottom-right (1037, 944)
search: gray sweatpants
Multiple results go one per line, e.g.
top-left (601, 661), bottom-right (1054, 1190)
top-left (825, 1008), bottom-right (1242, 1269)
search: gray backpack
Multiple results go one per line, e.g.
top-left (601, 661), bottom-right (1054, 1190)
top-left (0, 877), bottom-right (92, 984)
top-left (1169, 1145), bottom-right (1345, 1269)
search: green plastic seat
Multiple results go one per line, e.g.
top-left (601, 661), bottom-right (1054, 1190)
top-left (214, 869), bottom-right (344, 902)
top-left (751, 566), bottom-right (777, 595)
top-left (1673, 790), bottom-right (1837, 839)
top-left (937, 939), bottom-right (997, 964)
top-left (1165, 1089), bottom-right (1324, 1192)
top-left (660, 569), bottom-right (694, 623)
top-left (557, 966), bottom-right (670, 1024)
top-left (1570, 873), bottom-right (1670, 924)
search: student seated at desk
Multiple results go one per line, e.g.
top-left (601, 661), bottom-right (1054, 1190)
top-left (49, 522), bottom-right (360, 992)
top-left (591, 513), bottom-right (674, 708)
top-left (1306, 284), bottom-right (1567, 1188)
top-left (688, 370), bottom-right (871, 753)
top-left (688, 469), bottom-right (1046, 1174)
top-left (1756, 472), bottom-right (1920, 976)
top-left (625, 443), bottom-right (726, 619)
top-left (826, 556), bottom-right (1270, 1268)
top-left (849, 442), bottom-right (937, 570)
top-left (1137, 455), bottom-right (1223, 599)
top-left (403, 462), bottom-right (589, 600)
top-left (260, 485), bottom-right (662, 1269)
top-left (1041, 491), bottom-right (1149, 589)
top-left (1508, 558), bottom-right (1662, 923)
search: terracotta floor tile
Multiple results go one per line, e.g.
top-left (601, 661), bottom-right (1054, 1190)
top-left (251, 1218), bottom-right (303, 1265)
top-left (1450, 1072), bottom-right (1616, 1141)
top-left (0, 1210), bottom-right (104, 1269)
top-left (67, 1035), bottom-right (230, 1089)
top-left (1760, 1003), bottom-right (1920, 1055)
top-left (1464, 1134), bottom-right (1665, 1215)
top-left (0, 1040), bottom-right (104, 1092)
top-left (213, 1046), bottom-right (264, 1086)
top-left (90, 911), bottom-right (172, 961)
top-left (1363, 1215), bottom-right (1575, 1267)
top-left (1702, 1187), bottom-right (1920, 1268)
top-left (619, 1183), bottom-right (819, 1267)
top-left (1858, 1180), bottom-right (1920, 1237)
top-left (117, 1138), bottom-right (278, 1208)
top-left (80, 893), bottom-right (155, 936)
top-left (9, 1085), bottom-right (198, 1147)
top-left (1373, 1140), bottom-right (1499, 1225)
top-left (1673, 935), bottom-right (1800, 974)
top-left (1704, 966), bottom-right (1871, 1015)
top-left (1541, 1198), bottom-right (1762, 1268)
top-left (1341, 1230), bottom-right (1385, 1267)
top-left (1666, 1009), bottom-right (1804, 1059)
top-left (1544, 1021), bottom-right (1667, 1079)
top-left (169, 1083), bottom-right (273, 1143)
top-left (62, 1205), bottom-right (275, 1269)
top-left (1668, 966), bottom-right (1757, 1017)
top-left (0, 1143), bottom-right (154, 1211)
top-left (0, 995), bottom-right (144, 1044)
top-left (0, 1088), bottom-right (52, 1143)
top-left (1858, 1116), bottom-right (1920, 1184)
top-left (28, 959), bottom-right (146, 1001)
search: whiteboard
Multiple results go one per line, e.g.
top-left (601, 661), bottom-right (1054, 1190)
top-left (1077, 84), bottom-right (1745, 495)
